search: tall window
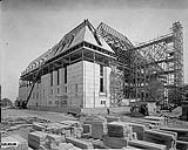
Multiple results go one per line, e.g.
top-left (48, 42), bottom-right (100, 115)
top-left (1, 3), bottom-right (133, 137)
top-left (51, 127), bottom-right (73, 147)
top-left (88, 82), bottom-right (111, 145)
top-left (57, 69), bottom-right (60, 85)
top-left (50, 72), bottom-right (53, 86)
top-left (100, 78), bottom-right (104, 92)
top-left (64, 66), bottom-right (67, 84)
top-left (100, 64), bottom-right (103, 76)
top-left (100, 65), bottom-right (104, 93)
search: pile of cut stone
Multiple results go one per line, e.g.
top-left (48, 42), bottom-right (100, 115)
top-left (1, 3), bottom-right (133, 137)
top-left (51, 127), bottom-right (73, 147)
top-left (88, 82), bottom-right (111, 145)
top-left (32, 120), bottom-right (83, 138)
top-left (28, 131), bottom-right (91, 150)
top-left (2, 115), bottom-right (188, 150)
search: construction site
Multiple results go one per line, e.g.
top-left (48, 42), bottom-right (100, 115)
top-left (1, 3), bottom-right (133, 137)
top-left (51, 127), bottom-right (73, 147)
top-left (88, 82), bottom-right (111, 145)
top-left (1, 20), bottom-right (188, 150)
top-left (16, 19), bottom-right (184, 111)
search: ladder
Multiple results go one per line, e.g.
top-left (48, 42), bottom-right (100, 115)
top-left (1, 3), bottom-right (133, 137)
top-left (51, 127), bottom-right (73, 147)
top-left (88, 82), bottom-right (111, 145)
top-left (22, 66), bottom-right (42, 108)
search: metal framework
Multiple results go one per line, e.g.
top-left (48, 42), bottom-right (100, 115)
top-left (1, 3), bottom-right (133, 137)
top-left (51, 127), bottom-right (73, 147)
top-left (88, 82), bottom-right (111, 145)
top-left (97, 21), bottom-right (184, 104)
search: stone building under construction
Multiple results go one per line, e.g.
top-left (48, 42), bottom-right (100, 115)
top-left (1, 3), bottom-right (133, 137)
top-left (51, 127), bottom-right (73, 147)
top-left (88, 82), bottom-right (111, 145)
top-left (18, 19), bottom-right (184, 112)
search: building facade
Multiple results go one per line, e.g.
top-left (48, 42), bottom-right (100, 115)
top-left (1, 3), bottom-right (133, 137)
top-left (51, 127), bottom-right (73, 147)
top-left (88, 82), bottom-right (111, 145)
top-left (18, 20), bottom-right (184, 112)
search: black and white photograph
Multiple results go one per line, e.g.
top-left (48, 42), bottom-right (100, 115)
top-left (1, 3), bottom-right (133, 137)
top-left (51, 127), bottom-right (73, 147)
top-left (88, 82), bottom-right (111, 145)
top-left (1, 0), bottom-right (188, 149)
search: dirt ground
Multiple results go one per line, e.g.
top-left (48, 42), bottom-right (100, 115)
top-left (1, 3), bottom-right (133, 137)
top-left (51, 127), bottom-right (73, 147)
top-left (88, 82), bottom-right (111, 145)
top-left (1, 108), bottom-right (77, 122)
top-left (1, 108), bottom-right (78, 141)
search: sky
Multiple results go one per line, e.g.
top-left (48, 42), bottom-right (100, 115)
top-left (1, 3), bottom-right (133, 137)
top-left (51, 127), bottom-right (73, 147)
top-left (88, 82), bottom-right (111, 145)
top-left (1, 0), bottom-right (188, 101)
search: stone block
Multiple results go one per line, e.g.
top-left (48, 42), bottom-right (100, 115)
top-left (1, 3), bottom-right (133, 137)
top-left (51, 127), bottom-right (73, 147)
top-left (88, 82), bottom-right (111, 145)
top-left (127, 123), bottom-right (146, 140)
top-left (107, 122), bottom-right (132, 138)
top-left (92, 139), bottom-right (109, 149)
top-left (176, 140), bottom-right (188, 150)
top-left (82, 124), bottom-right (92, 137)
top-left (160, 127), bottom-right (188, 141)
top-left (82, 124), bottom-right (91, 133)
top-left (46, 134), bottom-right (64, 143)
top-left (103, 134), bottom-right (128, 148)
top-left (128, 139), bottom-right (166, 150)
top-left (154, 129), bottom-right (178, 140)
top-left (28, 131), bottom-right (47, 149)
top-left (62, 129), bottom-right (71, 137)
top-left (143, 129), bottom-right (176, 150)
top-left (91, 122), bottom-right (107, 139)
top-left (45, 134), bottom-right (65, 150)
top-left (66, 137), bottom-right (94, 149)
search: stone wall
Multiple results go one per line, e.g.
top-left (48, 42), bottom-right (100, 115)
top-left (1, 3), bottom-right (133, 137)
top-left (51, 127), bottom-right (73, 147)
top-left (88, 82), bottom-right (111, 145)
top-left (83, 61), bottom-right (111, 108)
top-left (67, 61), bottom-right (83, 110)
top-left (21, 60), bottom-right (112, 111)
